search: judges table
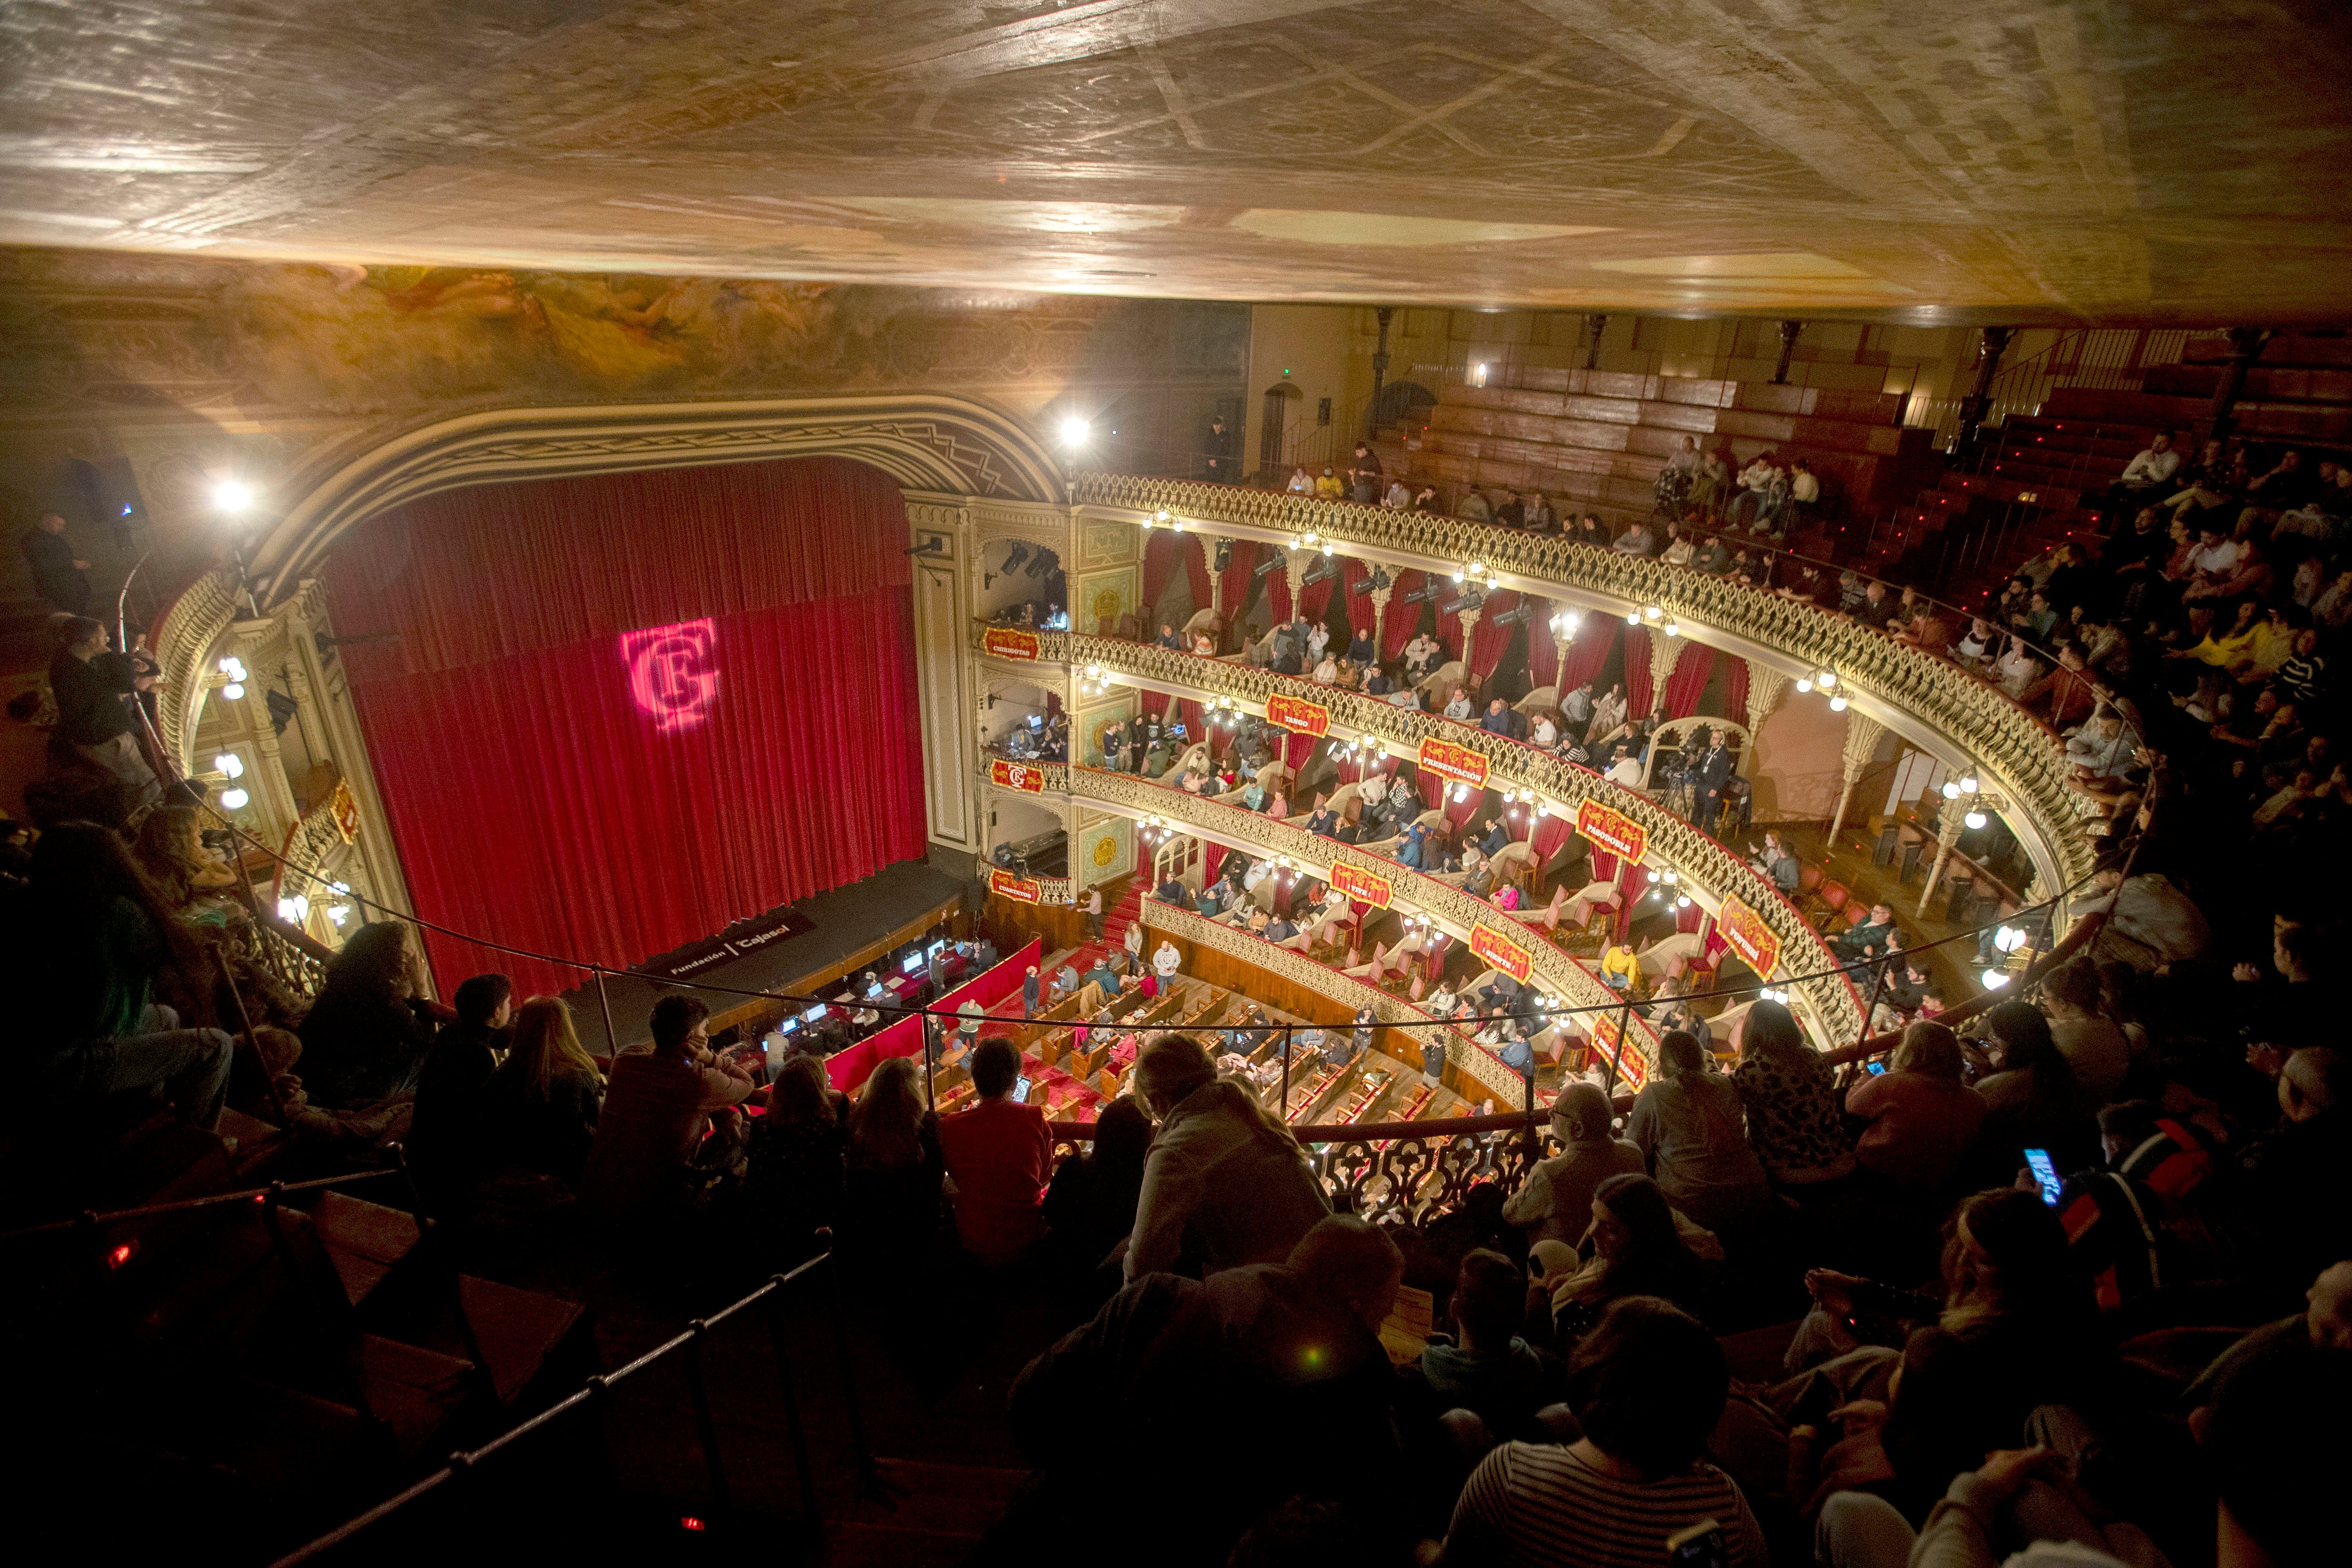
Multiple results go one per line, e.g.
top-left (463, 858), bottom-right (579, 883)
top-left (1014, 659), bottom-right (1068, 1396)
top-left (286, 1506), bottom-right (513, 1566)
top-left (824, 939), bottom-right (1042, 1093)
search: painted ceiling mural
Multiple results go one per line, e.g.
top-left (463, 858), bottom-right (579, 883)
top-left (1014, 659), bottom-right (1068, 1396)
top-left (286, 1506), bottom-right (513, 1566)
top-left (1, 0), bottom-right (2347, 323)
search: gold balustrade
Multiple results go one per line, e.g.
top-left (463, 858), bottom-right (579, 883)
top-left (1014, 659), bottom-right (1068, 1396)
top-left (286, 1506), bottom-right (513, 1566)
top-left (965, 617), bottom-right (1863, 1043)
top-left (149, 567), bottom-right (240, 771)
top-left (1066, 473), bottom-right (2092, 897)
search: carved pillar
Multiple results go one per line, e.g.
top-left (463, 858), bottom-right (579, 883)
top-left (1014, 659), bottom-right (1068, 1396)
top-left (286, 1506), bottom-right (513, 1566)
top-left (1744, 664), bottom-right (1790, 731)
top-left (2206, 328), bottom-right (2271, 443)
top-left (1772, 320), bottom-right (1804, 385)
top-left (914, 501), bottom-right (981, 854)
top-left (1456, 606), bottom-right (1484, 689)
top-left (1367, 306), bottom-right (1394, 438)
top-left (1583, 315), bottom-right (1608, 371)
top-left (1953, 326), bottom-right (2015, 457)
top-left (1825, 713), bottom-right (1888, 845)
top-left (1919, 795), bottom-right (1971, 915)
top-left (1648, 632), bottom-right (1687, 716)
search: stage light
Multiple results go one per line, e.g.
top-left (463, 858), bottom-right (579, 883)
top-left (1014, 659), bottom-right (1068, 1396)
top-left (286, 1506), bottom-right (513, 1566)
top-left (213, 752), bottom-right (244, 779)
top-left (219, 787), bottom-right (249, 810)
top-left (1058, 415), bottom-right (1090, 446)
top-left (1964, 809), bottom-right (1987, 830)
top-left (213, 479), bottom-right (253, 513)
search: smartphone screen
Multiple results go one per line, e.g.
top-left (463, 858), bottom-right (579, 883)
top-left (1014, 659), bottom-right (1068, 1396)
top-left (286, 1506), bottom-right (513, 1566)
top-left (1866, 1060), bottom-right (1886, 1075)
top-left (2024, 1147), bottom-right (2062, 1206)
top-left (1667, 1520), bottom-right (1729, 1568)
top-left (1011, 1075), bottom-right (1033, 1104)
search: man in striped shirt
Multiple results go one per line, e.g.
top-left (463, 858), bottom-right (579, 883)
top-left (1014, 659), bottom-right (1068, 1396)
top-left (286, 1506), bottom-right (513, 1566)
top-left (1434, 1297), bottom-right (1767, 1567)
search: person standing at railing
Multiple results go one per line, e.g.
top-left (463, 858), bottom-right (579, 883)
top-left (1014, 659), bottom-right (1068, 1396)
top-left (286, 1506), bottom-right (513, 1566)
top-left (1204, 415), bottom-right (1235, 482)
top-left (46, 616), bottom-right (162, 813)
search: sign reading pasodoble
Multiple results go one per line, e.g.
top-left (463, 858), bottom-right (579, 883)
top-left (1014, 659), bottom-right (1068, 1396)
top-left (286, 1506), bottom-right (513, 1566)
top-left (989, 868), bottom-right (1041, 903)
top-left (982, 626), bottom-right (1041, 661)
top-left (1716, 895), bottom-right (1783, 978)
top-left (1471, 923), bottom-right (1532, 983)
top-left (1265, 692), bottom-right (1331, 738)
top-left (1416, 735), bottom-right (1491, 791)
top-left (1574, 799), bottom-right (1648, 862)
top-left (989, 758), bottom-right (1048, 793)
top-left (1329, 861), bottom-right (1393, 910)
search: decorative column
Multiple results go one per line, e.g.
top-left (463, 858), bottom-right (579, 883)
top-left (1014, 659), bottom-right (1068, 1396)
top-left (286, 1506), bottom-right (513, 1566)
top-left (1366, 306), bottom-right (1394, 438)
top-left (1456, 604), bottom-right (1484, 688)
top-left (1772, 320), bottom-right (1805, 385)
top-left (1824, 713), bottom-right (1888, 845)
top-left (1744, 664), bottom-right (1790, 731)
top-left (1648, 633), bottom-right (1688, 716)
top-left (1952, 326), bottom-right (2015, 457)
top-left (2206, 327), bottom-right (2271, 443)
top-left (1919, 794), bottom-right (1971, 915)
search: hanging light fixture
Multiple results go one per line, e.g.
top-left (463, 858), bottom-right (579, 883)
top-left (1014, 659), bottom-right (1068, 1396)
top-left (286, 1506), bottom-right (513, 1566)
top-left (1829, 692), bottom-right (1849, 712)
top-left (1981, 968), bottom-right (2012, 990)
top-left (1625, 610), bottom-right (1641, 626)
top-left (220, 787), bottom-right (249, 811)
top-left (1959, 768), bottom-right (1981, 794)
top-left (1643, 604), bottom-right (1662, 621)
top-left (1795, 676), bottom-right (1813, 694)
top-left (1663, 618), bottom-right (1680, 637)
top-left (1963, 808), bottom-right (1988, 830)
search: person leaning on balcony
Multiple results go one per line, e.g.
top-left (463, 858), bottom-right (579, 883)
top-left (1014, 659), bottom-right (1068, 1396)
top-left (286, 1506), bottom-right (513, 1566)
top-left (1456, 486), bottom-right (1493, 524)
top-left (1503, 1082), bottom-right (1647, 1250)
top-left (1314, 465), bottom-right (1344, 500)
top-left (1384, 475), bottom-right (1414, 509)
top-left (1446, 685), bottom-right (1476, 721)
top-left (1612, 519), bottom-right (1655, 557)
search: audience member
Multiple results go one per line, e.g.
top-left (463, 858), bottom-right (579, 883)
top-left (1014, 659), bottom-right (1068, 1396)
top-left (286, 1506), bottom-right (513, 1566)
top-left (1502, 1083), bottom-right (1644, 1249)
top-left (1845, 1021), bottom-right (1987, 1190)
top-left (296, 919), bottom-right (436, 1108)
top-left (477, 994), bottom-right (603, 1190)
top-left (938, 1036), bottom-right (1052, 1265)
top-left (743, 1052), bottom-right (848, 1261)
top-left (1626, 1031), bottom-right (1773, 1232)
top-left (580, 995), bottom-right (755, 1225)
top-left (405, 971), bottom-right (514, 1210)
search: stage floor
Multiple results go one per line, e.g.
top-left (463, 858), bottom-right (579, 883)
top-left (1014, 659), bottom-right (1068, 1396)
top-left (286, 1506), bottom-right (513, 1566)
top-left (560, 857), bottom-right (966, 1056)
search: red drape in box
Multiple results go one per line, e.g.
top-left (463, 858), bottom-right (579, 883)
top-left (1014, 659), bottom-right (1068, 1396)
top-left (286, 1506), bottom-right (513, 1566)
top-left (1469, 591), bottom-right (1520, 681)
top-left (1142, 530), bottom-right (1180, 618)
top-left (1138, 689), bottom-right (1169, 721)
top-left (1177, 698), bottom-right (1205, 745)
top-left (1530, 808), bottom-right (1574, 863)
top-left (322, 457), bottom-right (929, 998)
top-left (1339, 558), bottom-right (1371, 638)
top-left (1661, 642), bottom-right (1717, 719)
top-left (1263, 558), bottom-right (1293, 627)
top-left (825, 939), bottom-right (1043, 1093)
top-left (1624, 626), bottom-right (1654, 716)
top-left (1283, 732), bottom-right (1318, 772)
top-left (1219, 540), bottom-right (1263, 619)
top-left (1725, 655), bottom-right (1751, 728)
top-left (1557, 616), bottom-right (1618, 696)
top-left (1383, 571), bottom-right (1429, 660)
top-left (1298, 559), bottom-right (1339, 627)
top-left (1438, 593), bottom-right (1469, 660)
top-left (1182, 534), bottom-right (1214, 619)
top-left (1527, 599), bottom-right (1559, 688)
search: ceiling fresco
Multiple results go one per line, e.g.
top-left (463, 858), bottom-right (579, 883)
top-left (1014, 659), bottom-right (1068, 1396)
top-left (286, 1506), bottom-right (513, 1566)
top-left (2, 0), bottom-right (2347, 323)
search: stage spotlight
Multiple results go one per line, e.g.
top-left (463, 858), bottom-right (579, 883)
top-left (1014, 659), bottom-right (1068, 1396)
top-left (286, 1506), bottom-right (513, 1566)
top-left (1025, 547), bottom-right (1055, 579)
top-left (1001, 541), bottom-right (1032, 576)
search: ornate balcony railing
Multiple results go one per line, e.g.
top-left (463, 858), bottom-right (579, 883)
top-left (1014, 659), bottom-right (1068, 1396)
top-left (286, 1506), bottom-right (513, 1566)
top-left (1066, 474), bottom-right (2092, 896)
top-left (1067, 764), bottom-right (1662, 1076)
top-left (147, 566), bottom-right (240, 772)
top-left (1136, 898), bottom-right (1535, 1106)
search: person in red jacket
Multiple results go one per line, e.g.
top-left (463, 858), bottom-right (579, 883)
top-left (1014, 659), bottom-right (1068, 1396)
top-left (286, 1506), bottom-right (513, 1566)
top-left (939, 1036), bottom-right (1053, 1265)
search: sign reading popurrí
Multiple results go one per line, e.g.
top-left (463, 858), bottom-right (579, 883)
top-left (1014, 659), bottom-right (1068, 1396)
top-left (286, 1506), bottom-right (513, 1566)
top-left (982, 627), bottom-right (1041, 661)
top-left (1265, 692), bottom-right (1331, 738)
top-left (1574, 799), bottom-right (1648, 862)
top-left (1471, 923), bottom-right (1532, 983)
top-left (1717, 895), bottom-right (1782, 978)
top-left (1416, 735), bottom-right (1491, 791)
top-left (1329, 861), bottom-right (1393, 910)
top-left (989, 758), bottom-right (1048, 793)
top-left (989, 868), bottom-right (1041, 903)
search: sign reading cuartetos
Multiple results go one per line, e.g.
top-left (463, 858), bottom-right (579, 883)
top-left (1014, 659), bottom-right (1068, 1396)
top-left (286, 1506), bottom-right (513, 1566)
top-left (989, 758), bottom-right (1048, 793)
top-left (1264, 692), bottom-right (1331, 738)
top-left (981, 626), bottom-right (1041, 661)
top-left (1716, 894), bottom-right (1782, 978)
top-left (1416, 735), bottom-right (1491, 792)
top-left (1329, 861), bottom-right (1393, 910)
top-left (989, 868), bottom-right (1041, 903)
top-left (1471, 923), bottom-right (1532, 983)
top-left (1574, 798), bottom-right (1647, 862)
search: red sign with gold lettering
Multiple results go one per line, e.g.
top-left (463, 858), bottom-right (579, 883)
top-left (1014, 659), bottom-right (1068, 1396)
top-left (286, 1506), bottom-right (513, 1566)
top-left (1416, 735), bottom-right (1491, 791)
top-left (982, 626), bottom-right (1041, 661)
top-left (989, 758), bottom-right (1048, 793)
top-left (1588, 1011), bottom-right (1648, 1090)
top-left (1329, 861), bottom-right (1393, 910)
top-left (989, 868), bottom-right (1041, 903)
top-left (329, 778), bottom-right (360, 844)
top-left (1574, 799), bottom-right (1647, 862)
top-left (1471, 923), bottom-right (1532, 983)
top-left (1716, 895), bottom-right (1782, 978)
top-left (1265, 692), bottom-right (1331, 739)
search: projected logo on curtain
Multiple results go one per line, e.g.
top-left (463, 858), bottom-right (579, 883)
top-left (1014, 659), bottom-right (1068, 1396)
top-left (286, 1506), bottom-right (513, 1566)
top-left (620, 617), bottom-right (721, 732)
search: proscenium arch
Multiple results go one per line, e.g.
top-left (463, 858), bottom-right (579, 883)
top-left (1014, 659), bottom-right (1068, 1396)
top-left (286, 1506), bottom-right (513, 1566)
top-left (246, 391), bottom-right (1067, 605)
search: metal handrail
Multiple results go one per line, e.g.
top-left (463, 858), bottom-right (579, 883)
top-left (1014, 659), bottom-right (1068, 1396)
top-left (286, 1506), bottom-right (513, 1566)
top-left (0, 1167), bottom-right (403, 1244)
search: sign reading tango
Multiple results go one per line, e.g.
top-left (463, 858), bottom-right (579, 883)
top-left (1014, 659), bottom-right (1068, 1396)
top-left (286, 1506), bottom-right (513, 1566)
top-left (1574, 799), bottom-right (1648, 863)
top-left (1587, 1011), bottom-right (1648, 1090)
top-left (1264, 692), bottom-right (1331, 739)
top-left (982, 626), bottom-right (1041, 661)
top-left (1416, 735), bottom-right (1491, 792)
top-left (1329, 861), bottom-right (1392, 910)
top-left (989, 867), bottom-right (1041, 903)
top-left (1716, 895), bottom-right (1782, 979)
top-left (1471, 923), bottom-right (1532, 983)
top-left (989, 758), bottom-right (1049, 793)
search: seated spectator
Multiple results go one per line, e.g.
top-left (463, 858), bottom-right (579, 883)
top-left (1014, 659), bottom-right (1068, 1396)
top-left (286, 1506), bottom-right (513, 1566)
top-left (477, 994), bottom-right (603, 1189)
top-left (1532, 1172), bottom-right (1708, 1346)
top-left (17, 820), bottom-right (233, 1134)
top-left (1504, 1083), bottom-right (1645, 1248)
top-left (1406, 1248), bottom-right (1565, 1445)
top-left (1314, 465), bottom-right (1344, 500)
top-left (1285, 464), bottom-right (1312, 494)
top-left (1042, 1094), bottom-right (1151, 1279)
top-left (1846, 1022), bottom-right (1987, 1190)
top-left (1126, 1032), bottom-right (1330, 1281)
top-left (842, 1054), bottom-right (944, 1258)
top-left (743, 1052), bottom-right (848, 1263)
top-left (2039, 956), bottom-right (2132, 1102)
top-left (1728, 999), bottom-right (1855, 1187)
top-left (1973, 1000), bottom-right (2100, 1172)
top-left (1456, 486), bottom-right (1492, 523)
top-left (1626, 1031), bottom-right (1773, 1232)
top-left (405, 971), bottom-right (514, 1211)
top-left (2237, 1045), bottom-right (2352, 1293)
top-left (296, 918), bottom-right (437, 1108)
top-left (580, 995), bottom-right (756, 1225)
top-left (1831, 901), bottom-right (1898, 963)
top-left (938, 1036), bottom-right (1052, 1265)
top-left (1611, 520), bottom-right (1654, 557)
top-left (1437, 1296), bottom-right (1767, 1566)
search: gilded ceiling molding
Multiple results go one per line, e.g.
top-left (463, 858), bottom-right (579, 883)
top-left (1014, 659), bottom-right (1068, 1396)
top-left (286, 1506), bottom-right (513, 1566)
top-left (248, 393), bottom-right (1067, 603)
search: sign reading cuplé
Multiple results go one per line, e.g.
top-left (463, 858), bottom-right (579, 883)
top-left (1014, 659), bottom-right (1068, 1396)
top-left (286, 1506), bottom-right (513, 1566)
top-left (989, 758), bottom-right (1048, 793)
top-left (1416, 735), bottom-right (1491, 792)
top-left (1574, 799), bottom-right (1648, 862)
top-left (1471, 923), bottom-right (1532, 983)
top-left (989, 868), bottom-right (1041, 903)
top-left (1716, 895), bottom-right (1782, 978)
top-left (982, 627), bottom-right (1041, 661)
top-left (1329, 861), bottom-right (1393, 910)
top-left (1588, 1011), bottom-right (1648, 1090)
top-left (1265, 692), bottom-right (1331, 738)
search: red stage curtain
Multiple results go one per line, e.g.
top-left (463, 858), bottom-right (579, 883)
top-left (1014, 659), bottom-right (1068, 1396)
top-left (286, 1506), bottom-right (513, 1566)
top-left (1141, 529), bottom-right (1180, 619)
top-left (1557, 616), bottom-right (1618, 696)
top-left (1219, 540), bottom-right (1263, 620)
top-left (1469, 591), bottom-right (1520, 682)
top-left (322, 457), bottom-right (928, 998)
top-left (1624, 626), bottom-right (1654, 716)
top-left (1661, 643), bottom-right (1717, 719)
top-left (1725, 655), bottom-right (1751, 727)
top-left (1527, 599), bottom-right (1559, 688)
top-left (1383, 571), bottom-right (1429, 660)
top-left (1182, 534), bottom-right (1214, 619)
